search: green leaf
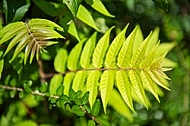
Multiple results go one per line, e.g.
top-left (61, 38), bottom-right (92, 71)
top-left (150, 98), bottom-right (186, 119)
top-left (91, 99), bottom-right (101, 116)
top-left (72, 71), bottom-right (87, 92)
top-left (68, 21), bottom-right (80, 41)
top-left (50, 97), bottom-right (57, 104)
top-left (116, 71), bottom-right (134, 111)
top-left (131, 32), bottom-right (152, 68)
top-left (92, 26), bottom-right (114, 68)
top-left (96, 117), bottom-right (110, 126)
top-left (67, 39), bottom-right (86, 70)
top-left (11, 35), bottom-right (30, 62)
top-left (81, 91), bottom-right (89, 105)
top-left (148, 70), bottom-right (170, 90)
top-left (163, 58), bottom-right (177, 67)
top-left (128, 70), bottom-right (148, 108)
top-left (49, 74), bottom-right (63, 95)
top-left (146, 27), bottom-right (160, 53)
top-left (133, 25), bottom-right (144, 53)
top-left (40, 82), bottom-right (48, 93)
top-left (33, 0), bottom-right (65, 17)
top-left (54, 48), bottom-right (68, 73)
top-left (141, 70), bottom-right (160, 102)
top-left (140, 44), bottom-right (158, 69)
top-left (152, 0), bottom-right (168, 11)
top-left (80, 32), bottom-right (97, 68)
top-left (117, 26), bottom-right (137, 68)
top-left (28, 18), bottom-right (64, 31)
top-left (76, 4), bottom-right (100, 31)
top-left (85, 0), bottom-right (114, 17)
top-left (12, 0), bottom-right (31, 22)
top-left (100, 70), bottom-right (115, 113)
top-left (0, 51), bottom-right (4, 79)
top-left (72, 105), bottom-right (85, 116)
top-left (56, 85), bottom-right (64, 96)
top-left (0, 22), bottom-right (25, 44)
top-left (63, 0), bottom-right (80, 17)
top-left (83, 105), bottom-right (91, 113)
top-left (23, 81), bottom-right (32, 93)
top-left (59, 95), bottom-right (70, 106)
top-left (87, 120), bottom-right (96, 126)
top-left (10, 90), bottom-right (16, 98)
top-left (63, 73), bottom-right (75, 95)
top-left (156, 42), bottom-right (176, 57)
top-left (87, 70), bottom-right (101, 108)
top-left (108, 89), bottom-right (133, 122)
top-left (105, 25), bottom-right (128, 67)
top-left (4, 29), bottom-right (28, 56)
top-left (69, 88), bottom-right (76, 99)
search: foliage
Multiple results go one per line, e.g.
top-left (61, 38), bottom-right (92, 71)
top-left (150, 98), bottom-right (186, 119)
top-left (0, 0), bottom-right (189, 126)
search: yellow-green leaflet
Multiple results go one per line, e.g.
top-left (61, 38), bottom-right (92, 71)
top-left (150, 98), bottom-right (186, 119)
top-left (116, 71), bottom-right (134, 111)
top-left (87, 70), bottom-right (101, 108)
top-left (80, 32), bottom-right (97, 68)
top-left (131, 32), bottom-right (152, 68)
top-left (92, 26), bottom-right (114, 68)
top-left (54, 48), bottom-right (68, 73)
top-left (67, 39), bottom-right (86, 70)
top-left (108, 89), bottom-right (133, 122)
top-left (100, 70), bottom-right (115, 113)
top-left (49, 74), bottom-right (63, 95)
top-left (85, 0), bottom-right (115, 18)
top-left (105, 25), bottom-right (128, 68)
top-left (129, 70), bottom-right (148, 108)
top-left (141, 70), bottom-right (160, 102)
top-left (72, 71), bottom-right (87, 92)
top-left (68, 21), bottom-right (80, 41)
top-left (76, 5), bottom-right (100, 31)
top-left (133, 25), bottom-right (144, 53)
top-left (63, 73), bottom-right (75, 95)
top-left (117, 26), bottom-right (137, 68)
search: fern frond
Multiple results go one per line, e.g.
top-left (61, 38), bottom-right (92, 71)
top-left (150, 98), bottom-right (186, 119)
top-left (0, 19), bottom-right (64, 64)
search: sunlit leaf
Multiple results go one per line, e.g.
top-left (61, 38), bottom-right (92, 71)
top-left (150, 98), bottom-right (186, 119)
top-left (63, 0), bottom-right (80, 17)
top-left (54, 48), bottom-right (68, 73)
top-left (85, 0), bottom-right (114, 17)
top-left (86, 70), bottom-right (101, 108)
top-left (92, 26), bottom-right (114, 68)
top-left (49, 74), bottom-right (63, 95)
top-left (76, 4), bottom-right (100, 31)
top-left (105, 25), bottom-right (128, 67)
top-left (100, 70), bottom-right (115, 113)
